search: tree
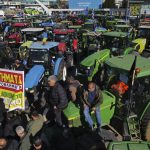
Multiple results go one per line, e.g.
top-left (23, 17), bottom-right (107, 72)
top-left (103, 0), bottom-right (116, 8)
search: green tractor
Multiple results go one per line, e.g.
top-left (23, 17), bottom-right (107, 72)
top-left (79, 32), bottom-right (146, 82)
top-left (102, 31), bottom-right (146, 56)
top-left (104, 55), bottom-right (150, 140)
top-left (64, 54), bottom-right (150, 141)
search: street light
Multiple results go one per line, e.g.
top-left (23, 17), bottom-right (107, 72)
top-left (126, 0), bottom-right (129, 21)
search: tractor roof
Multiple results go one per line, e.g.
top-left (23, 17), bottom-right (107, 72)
top-left (21, 28), bottom-right (44, 32)
top-left (13, 22), bottom-right (29, 27)
top-left (103, 31), bottom-right (128, 38)
top-left (29, 41), bottom-right (59, 50)
top-left (139, 26), bottom-right (150, 29)
top-left (68, 25), bottom-right (82, 29)
top-left (115, 25), bottom-right (130, 28)
top-left (53, 29), bottom-right (75, 34)
top-left (105, 55), bottom-right (150, 78)
top-left (81, 49), bottom-right (110, 67)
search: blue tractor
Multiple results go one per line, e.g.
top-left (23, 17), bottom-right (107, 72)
top-left (24, 41), bottom-right (67, 94)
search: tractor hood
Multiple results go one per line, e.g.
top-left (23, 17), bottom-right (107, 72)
top-left (80, 49), bottom-right (110, 67)
top-left (105, 55), bottom-right (150, 78)
top-left (107, 141), bottom-right (150, 150)
top-left (25, 65), bottom-right (45, 89)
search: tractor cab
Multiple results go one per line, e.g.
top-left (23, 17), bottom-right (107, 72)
top-left (138, 26), bottom-right (150, 50)
top-left (53, 29), bottom-right (77, 52)
top-left (67, 15), bottom-right (84, 25)
top-left (114, 25), bottom-right (132, 33)
top-left (21, 28), bottom-right (45, 42)
top-left (82, 19), bottom-right (97, 32)
top-left (105, 55), bottom-right (150, 140)
top-left (82, 31), bottom-right (103, 55)
top-left (102, 31), bottom-right (128, 56)
top-left (8, 22), bottom-right (29, 46)
top-left (25, 41), bottom-right (67, 93)
top-left (53, 29), bottom-right (78, 66)
top-left (27, 42), bottom-right (59, 69)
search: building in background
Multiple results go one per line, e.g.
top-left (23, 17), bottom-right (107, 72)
top-left (68, 0), bottom-right (102, 9)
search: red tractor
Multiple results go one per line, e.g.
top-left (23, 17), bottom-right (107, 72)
top-left (7, 22), bottom-right (29, 47)
top-left (53, 29), bottom-right (79, 67)
top-left (68, 15), bottom-right (84, 25)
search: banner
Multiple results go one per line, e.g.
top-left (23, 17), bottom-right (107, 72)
top-left (0, 69), bottom-right (24, 111)
top-left (69, 0), bottom-right (102, 9)
top-left (130, 4), bottom-right (141, 16)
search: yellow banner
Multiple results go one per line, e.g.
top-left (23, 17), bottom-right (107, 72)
top-left (0, 69), bottom-right (24, 111)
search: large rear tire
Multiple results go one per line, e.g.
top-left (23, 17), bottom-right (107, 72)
top-left (140, 105), bottom-right (150, 140)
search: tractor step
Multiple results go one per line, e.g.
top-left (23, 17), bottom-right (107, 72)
top-left (127, 114), bottom-right (141, 140)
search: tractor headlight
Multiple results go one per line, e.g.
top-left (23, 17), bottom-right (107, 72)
top-left (86, 66), bottom-right (94, 76)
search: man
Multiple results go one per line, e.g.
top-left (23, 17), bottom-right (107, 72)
top-left (67, 76), bottom-right (82, 102)
top-left (82, 82), bottom-right (103, 131)
top-left (31, 136), bottom-right (48, 150)
top-left (26, 111), bottom-right (44, 137)
top-left (47, 75), bottom-right (68, 128)
top-left (13, 59), bottom-right (25, 71)
top-left (0, 137), bottom-right (18, 150)
top-left (16, 126), bottom-right (31, 150)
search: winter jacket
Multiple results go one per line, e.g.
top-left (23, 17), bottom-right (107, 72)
top-left (26, 115), bottom-right (44, 137)
top-left (3, 140), bottom-right (19, 150)
top-left (19, 133), bottom-right (31, 150)
top-left (49, 82), bottom-right (68, 109)
top-left (82, 85), bottom-right (103, 108)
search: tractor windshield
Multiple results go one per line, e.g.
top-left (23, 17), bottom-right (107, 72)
top-left (104, 37), bottom-right (127, 55)
top-left (55, 34), bottom-right (69, 42)
top-left (28, 49), bottom-right (49, 65)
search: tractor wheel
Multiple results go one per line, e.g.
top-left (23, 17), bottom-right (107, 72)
top-left (140, 105), bottom-right (150, 140)
top-left (57, 60), bottom-right (67, 81)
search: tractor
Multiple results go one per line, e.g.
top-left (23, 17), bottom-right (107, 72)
top-left (7, 22), bottom-right (29, 48)
top-left (21, 28), bottom-right (44, 42)
top-left (104, 55), bottom-right (150, 140)
top-left (53, 29), bottom-right (79, 66)
top-left (64, 54), bottom-right (150, 142)
top-left (24, 41), bottom-right (67, 94)
top-left (137, 25), bottom-right (150, 58)
top-left (102, 31), bottom-right (146, 56)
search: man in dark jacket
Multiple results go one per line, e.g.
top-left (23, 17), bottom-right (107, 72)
top-left (0, 137), bottom-right (18, 150)
top-left (82, 82), bottom-right (103, 131)
top-left (48, 75), bottom-right (68, 127)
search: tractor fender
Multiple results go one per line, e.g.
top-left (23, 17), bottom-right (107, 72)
top-left (54, 57), bottom-right (67, 81)
top-left (54, 57), bottom-right (64, 76)
top-left (25, 65), bottom-right (45, 89)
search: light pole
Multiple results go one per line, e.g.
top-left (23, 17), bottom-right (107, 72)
top-left (126, 0), bottom-right (129, 21)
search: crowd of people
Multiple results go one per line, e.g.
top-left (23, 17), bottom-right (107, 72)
top-left (0, 74), bottom-right (104, 150)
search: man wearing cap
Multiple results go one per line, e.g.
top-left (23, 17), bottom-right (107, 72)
top-left (47, 75), bottom-right (68, 128)
top-left (16, 126), bottom-right (31, 150)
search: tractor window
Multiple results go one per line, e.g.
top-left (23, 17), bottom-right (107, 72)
top-left (55, 34), bottom-right (68, 42)
top-left (132, 77), bottom-right (150, 113)
top-left (29, 49), bottom-right (49, 63)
